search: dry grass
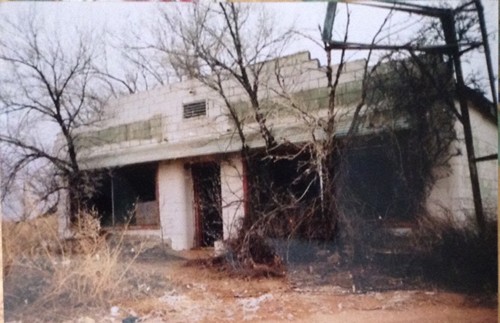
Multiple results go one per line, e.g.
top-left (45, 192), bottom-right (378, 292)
top-left (3, 211), bottom-right (146, 321)
top-left (3, 214), bottom-right (61, 273)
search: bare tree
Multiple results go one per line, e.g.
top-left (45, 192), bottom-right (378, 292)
top-left (129, 2), bottom-right (308, 267)
top-left (0, 12), bottom-right (110, 222)
top-left (156, 3), bottom-right (299, 151)
top-left (95, 36), bottom-right (177, 95)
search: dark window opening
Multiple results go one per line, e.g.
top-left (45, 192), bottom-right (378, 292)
top-left (192, 162), bottom-right (222, 247)
top-left (247, 134), bottom-right (420, 240)
top-left (90, 162), bottom-right (159, 228)
top-left (252, 152), bottom-right (320, 206)
top-left (250, 149), bottom-right (322, 239)
top-left (183, 100), bottom-right (207, 119)
top-left (338, 133), bottom-right (416, 224)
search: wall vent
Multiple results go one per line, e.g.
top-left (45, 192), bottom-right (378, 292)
top-left (183, 100), bottom-right (207, 119)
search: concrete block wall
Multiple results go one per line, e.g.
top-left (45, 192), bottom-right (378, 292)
top-left (241, 52), bottom-right (365, 97)
top-left (79, 79), bottom-right (233, 159)
top-left (221, 53), bottom-right (364, 134)
top-left (471, 108), bottom-right (497, 218)
top-left (220, 154), bottom-right (245, 239)
top-left (222, 52), bottom-right (364, 105)
top-left (427, 107), bottom-right (497, 225)
top-left (79, 116), bottom-right (163, 147)
top-left (157, 160), bottom-right (195, 250)
top-left (77, 51), bottom-right (366, 165)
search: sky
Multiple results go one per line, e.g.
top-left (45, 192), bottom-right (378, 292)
top-left (0, 1), bottom-right (496, 96)
top-left (0, 1), bottom-right (497, 91)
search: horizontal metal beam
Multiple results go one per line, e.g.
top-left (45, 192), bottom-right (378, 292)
top-left (473, 154), bottom-right (498, 162)
top-left (363, 0), bottom-right (452, 18)
top-left (326, 40), bottom-right (482, 54)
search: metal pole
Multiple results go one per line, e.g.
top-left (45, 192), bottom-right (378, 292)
top-left (322, 2), bottom-right (338, 43)
top-left (441, 12), bottom-right (486, 232)
top-left (111, 174), bottom-right (115, 227)
top-left (473, 0), bottom-right (498, 109)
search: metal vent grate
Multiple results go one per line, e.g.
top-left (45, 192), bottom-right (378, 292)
top-left (183, 100), bottom-right (207, 119)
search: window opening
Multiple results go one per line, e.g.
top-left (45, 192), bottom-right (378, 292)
top-left (91, 162), bottom-right (159, 228)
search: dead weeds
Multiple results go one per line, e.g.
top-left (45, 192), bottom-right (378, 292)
top-left (3, 212), bottom-right (164, 322)
top-left (3, 214), bottom-right (497, 322)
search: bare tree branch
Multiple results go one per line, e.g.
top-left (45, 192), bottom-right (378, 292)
top-left (0, 12), bottom-right (110, 221)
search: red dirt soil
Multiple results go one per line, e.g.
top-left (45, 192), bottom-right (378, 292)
top-left (112, 249), bottom-right (497, 323)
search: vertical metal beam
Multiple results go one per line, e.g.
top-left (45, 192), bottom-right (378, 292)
top-left (473, 0), bottom-right (498, 109)
top-left (441, 13), bottom-right (486, 232)
top-left (111, 173), bottom-right (115, 227)
top-left (322, 1), bottom-right (338, 43)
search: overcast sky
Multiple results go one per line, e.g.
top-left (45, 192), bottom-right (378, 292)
top-left (0, 1), bottom-right (497, 80)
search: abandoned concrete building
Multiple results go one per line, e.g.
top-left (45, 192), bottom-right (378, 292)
top-left (69, 51), bottom-right (497, 250)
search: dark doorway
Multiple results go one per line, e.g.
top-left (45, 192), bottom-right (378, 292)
top-left (192, 162), bottom-right (223, 247)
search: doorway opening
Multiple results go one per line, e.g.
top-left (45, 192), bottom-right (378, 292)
top-left (191, 162), bottom-right (223, 247)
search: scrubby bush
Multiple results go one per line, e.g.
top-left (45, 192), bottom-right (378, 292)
top-left (413, 215), bottom-right (497, 294)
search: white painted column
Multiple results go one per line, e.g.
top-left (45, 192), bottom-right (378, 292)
top-left (157, 160), bottom-right (195, 250)
top-left (220, 154), bottom-right (245, 240)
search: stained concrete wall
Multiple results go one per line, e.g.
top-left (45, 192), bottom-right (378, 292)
top-left (157, 160), bottom-right (195, 250)
top-left (220, 154), bottom-right (245, 239)
top-left (427, 107), bottom-right (497, 225)
top-left (76, 51), bottom-right (365, 169)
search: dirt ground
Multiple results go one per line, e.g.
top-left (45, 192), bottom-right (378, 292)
top-left (5, 239), bottom-right (498, 323)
